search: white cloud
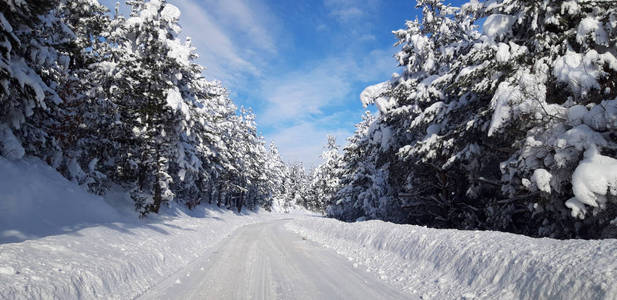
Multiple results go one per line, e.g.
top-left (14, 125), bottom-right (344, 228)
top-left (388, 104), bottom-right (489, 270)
top-left (323, 0), bottom-right (381, 23)
top-left (330, 7), bottom-right (364, 22)
top-left (169, 0), bottom-right (279, 86)
top-left (260, 59), bottom-right (351, 124)
top-left (358, 34), bottom-right (377, 42)
top-left (175, 1), bottom-right (257, 78)
top-left (212, 0), bottom-right (278, 54)
top-left (260, 47), bottom-right (397, 125)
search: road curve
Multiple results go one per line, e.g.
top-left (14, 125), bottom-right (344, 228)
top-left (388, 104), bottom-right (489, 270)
top-left (139, 219), bottom-right (412, 300)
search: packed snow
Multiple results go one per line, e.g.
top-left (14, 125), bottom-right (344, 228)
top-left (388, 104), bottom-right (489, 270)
top-left (287, 218), bottom-right (617, 300)
top-left (141, 220), bottom-right (408, 300)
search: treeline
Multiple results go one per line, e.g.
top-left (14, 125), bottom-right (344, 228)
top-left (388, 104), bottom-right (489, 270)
top-left (308, 0), bottom-right (617, 238)
top-left (0, 0), bottom-right (290, 215)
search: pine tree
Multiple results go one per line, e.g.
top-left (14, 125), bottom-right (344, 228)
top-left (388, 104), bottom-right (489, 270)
top-left (475, 0), bottom-right (617, 237)
top-left (107, 0), bottom-right (193, 214)
top-left (328, 112), bottom-right (379, 220)
top-left (51, 0), bottom-right (115, 192)
top-left (335, 0), bottom-right (617, 238)
top-left (0, 0), bottom-right (68, 162)
top-left (308, 136), bottom-right (342, 212)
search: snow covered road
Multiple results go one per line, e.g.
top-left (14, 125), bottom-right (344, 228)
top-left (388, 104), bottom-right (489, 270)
top-left (140, 219), bottom-right (410, 300)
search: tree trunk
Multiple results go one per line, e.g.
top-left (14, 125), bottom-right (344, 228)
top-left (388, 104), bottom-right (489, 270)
top-left (152, 150), bottom-right (162, 214)
top-left (207, 183), bottom-right (213, 205)
top-left (237, 190), bottom-right (245, 213)
top-left (216, 182), bottom-right (223, 207)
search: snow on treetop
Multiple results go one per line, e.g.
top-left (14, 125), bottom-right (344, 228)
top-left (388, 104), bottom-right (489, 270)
top-left (483, 14), bottom-right (515, 41)
top-left (553, 51), bottom-right (601, 97)
top-left (531, 169), bottom-right (552, 194)
top-left (576, 17), bottom-right (609, 45)
top-left (360, 81), bottom-right (389, 108)
top-left (126, 1), bottom-right (180, 27)
top-left (166, 87), bottom-right (190, 118)
top-left (488, 82), bottom-right (519, 136)
top-left (554, 124), bottom-right (607, 152)
top-left (166, 38), bottom-right (193, 67)
top-left (161, 3), bottom-right (181, 22)
top-left (561, 1), bottom-right (580, 15)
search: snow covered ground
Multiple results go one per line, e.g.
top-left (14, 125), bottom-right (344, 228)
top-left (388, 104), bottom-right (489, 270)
top-left (0, 157), bottom-right (283, 299)
top-left (3, 156), bottom-right (617, 300)
top-left (287, 218), bottom-right (617, 299)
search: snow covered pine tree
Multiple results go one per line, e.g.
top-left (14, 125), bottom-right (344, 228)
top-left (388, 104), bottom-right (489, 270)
top-left (330, 0), bottom-right (617, 238)
top-left (0, 1), bottom-right (67, 162)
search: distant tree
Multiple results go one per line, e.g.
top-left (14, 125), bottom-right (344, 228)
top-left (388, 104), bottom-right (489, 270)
top-left (308, 136), bottom-right (342, 212)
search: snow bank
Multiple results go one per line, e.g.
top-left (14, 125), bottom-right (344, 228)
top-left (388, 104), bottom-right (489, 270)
top-left (0, 157), bottom-right (123, 243)
top-left (0, 157), bottom-right (277, 299)
top-left (287, 218), bottom-right (617, 300)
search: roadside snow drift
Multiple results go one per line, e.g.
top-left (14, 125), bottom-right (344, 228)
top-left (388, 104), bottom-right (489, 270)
top-left (0, 157), bottom-right (276, 299)
top-left (287, 218), bottom-right (617, 300)
top-left (0, 157), bottom-right (123, 243)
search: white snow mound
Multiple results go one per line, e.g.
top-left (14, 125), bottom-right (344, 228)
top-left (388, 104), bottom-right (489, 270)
top-left (287, 218), bottom-right (617, 299)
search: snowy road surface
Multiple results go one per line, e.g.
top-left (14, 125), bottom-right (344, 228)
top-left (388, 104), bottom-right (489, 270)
top-left (140, 219), bottom-right (411, 300)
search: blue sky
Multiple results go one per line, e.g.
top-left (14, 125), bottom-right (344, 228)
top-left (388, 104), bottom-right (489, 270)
top-left (101, 0), bottom-right (423, 168)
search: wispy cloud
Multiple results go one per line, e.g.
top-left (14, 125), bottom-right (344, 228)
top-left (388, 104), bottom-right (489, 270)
top-left (330, 7), bottom-right (364, 22)
top-left (260, 47), bottom-right (396, 126)
top-left (324, 0), bottom-right (381, 23)
top-left (260, 58), bottom-right (351, 124)
top-left (204, 0), bottom-right (278, 54)
top-left (170, 0), bottom-right (279, 86)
